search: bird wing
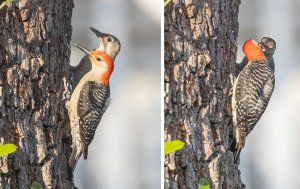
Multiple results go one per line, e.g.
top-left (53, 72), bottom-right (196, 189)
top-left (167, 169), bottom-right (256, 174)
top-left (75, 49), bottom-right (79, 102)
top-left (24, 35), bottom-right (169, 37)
top-left (235, 62), bottom-right (274, 135)
top-left (78, 81), bottom-right (110, 145)
top-left (79, 109), bottom-right (102, 144)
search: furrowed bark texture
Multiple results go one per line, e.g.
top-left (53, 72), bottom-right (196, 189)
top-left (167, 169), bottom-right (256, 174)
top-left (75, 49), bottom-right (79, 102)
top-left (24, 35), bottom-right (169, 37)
top-left (164, 0), bottom-right (244, 188)
top-left (0, 0), bottom-right (74, 188)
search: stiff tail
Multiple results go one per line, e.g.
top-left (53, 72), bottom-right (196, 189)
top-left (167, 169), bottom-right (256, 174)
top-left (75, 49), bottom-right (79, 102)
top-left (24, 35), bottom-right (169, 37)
top-left (234, 146), bottom-right (242, 163)
top-left (230, 138), bottom-right (242, 164)
top-left (231, 129), bottom-right (245, 164)
top-left (83, 144), bottom-right (88, 159)
top-left (69, 142), bottom-right (82, 173)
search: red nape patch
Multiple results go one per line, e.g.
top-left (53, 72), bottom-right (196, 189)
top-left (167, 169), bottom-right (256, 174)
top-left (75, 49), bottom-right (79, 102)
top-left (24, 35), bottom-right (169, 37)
top-left (243, 39), bottom-right (266, 62)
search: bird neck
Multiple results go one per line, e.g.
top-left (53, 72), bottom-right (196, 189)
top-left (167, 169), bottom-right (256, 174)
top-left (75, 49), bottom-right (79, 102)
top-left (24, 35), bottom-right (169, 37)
top-left (246, 50), bottom-right (267, 62)
top-left (243, 40), bottom-right (267, 62)
top-left (95, 52), bottom-right (114, 85)
top-left (98, 65), bottom-right (113, 85)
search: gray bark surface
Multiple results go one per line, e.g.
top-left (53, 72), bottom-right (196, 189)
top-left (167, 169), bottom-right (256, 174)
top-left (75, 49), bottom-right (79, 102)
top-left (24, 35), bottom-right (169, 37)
top-left (164, 0), bottom-right (244, 188)
top-left (0, 0), bottom-right (75, 188)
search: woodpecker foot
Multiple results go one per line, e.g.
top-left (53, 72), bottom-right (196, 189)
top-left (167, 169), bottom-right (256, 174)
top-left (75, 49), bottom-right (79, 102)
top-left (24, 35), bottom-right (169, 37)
top-left (228, 74), bottom-right (235, 96)
top-left (62, 77), bottom-right (71, 101)
top-left (229, 73), bottom-right (235, 86)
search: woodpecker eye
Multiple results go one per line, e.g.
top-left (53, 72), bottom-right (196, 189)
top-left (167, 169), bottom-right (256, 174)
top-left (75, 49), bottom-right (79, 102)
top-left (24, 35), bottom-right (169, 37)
top-left (267, 42), bottom-right (274, 49)
top-left (96, 57), bottom-right (102, 61)
top-left (107, 37), bottom-right (112, 42)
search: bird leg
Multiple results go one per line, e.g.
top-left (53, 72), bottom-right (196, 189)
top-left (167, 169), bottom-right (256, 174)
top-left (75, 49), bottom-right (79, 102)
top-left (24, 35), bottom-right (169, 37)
top-left (228, 73), bottom-right (236, 96)
top-left (62, 77), bottom-right (71, 101)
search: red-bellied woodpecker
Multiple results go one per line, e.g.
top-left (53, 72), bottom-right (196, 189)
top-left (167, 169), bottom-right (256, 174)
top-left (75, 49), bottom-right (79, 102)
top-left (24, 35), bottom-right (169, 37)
top-left (232, 38), bottom-right (275, 163)
top-left (70, 27), bottom-right (121, 88)
top-left (68, 44), bottom-right (116, 170)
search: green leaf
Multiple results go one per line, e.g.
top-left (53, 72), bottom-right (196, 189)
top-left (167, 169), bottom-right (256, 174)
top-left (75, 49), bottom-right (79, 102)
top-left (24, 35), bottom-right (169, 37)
top-left (164, 140), bottom-right (185, 155)
top-left (198, 178), bottom-right (210, 189)
top-left (0, 144), bottom-right (17, 157)
top-left (31, 182), bottom-right (43, 189)
top-left (0, 0), bottom-right (15, 10)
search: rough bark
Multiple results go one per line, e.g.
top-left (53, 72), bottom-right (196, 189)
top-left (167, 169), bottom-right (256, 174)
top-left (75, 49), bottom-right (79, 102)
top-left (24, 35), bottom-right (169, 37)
top-left (0, 0), bottom-right (75, 188)
top-left (164, 0), bottom-right (244, 188)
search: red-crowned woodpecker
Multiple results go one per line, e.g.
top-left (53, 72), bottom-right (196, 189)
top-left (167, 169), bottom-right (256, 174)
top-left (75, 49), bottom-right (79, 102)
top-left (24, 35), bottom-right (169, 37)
top-left (232, 39), bottom-right (275, 163)
top-left (70, 27), bottom-right (121, 88)
top-left (68, 44), bottom-right (115, 169)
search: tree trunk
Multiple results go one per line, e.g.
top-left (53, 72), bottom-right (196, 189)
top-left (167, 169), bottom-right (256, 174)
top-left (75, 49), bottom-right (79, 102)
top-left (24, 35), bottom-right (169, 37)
top-left (0, 0), bottom-right (75, 188)
top-left (164, 0), bottom-right (244, 188)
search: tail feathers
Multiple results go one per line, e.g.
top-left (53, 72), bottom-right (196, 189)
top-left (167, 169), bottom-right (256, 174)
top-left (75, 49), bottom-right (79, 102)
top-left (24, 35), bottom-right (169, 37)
top-left (83, 144), bottom-right (88, 159)
top-left (231, 128), bottom-right (246, 164)
top-left (69, 144), bottom-right (82, 173)
top-left (230, 137), bottom-right (243, 164)
top-left (234, 146), bottom-right (242, 164)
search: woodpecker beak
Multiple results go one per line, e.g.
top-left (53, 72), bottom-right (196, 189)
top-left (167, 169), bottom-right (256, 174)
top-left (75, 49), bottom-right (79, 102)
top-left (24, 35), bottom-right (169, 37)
top-left (251, 39), bottom-right (265, 52)
top-left (90, 27), bottom-right (105, 38)
top-left (250, 39), bottom-right (258, 45)
top-left (75, 44), bottom-right (91, 56)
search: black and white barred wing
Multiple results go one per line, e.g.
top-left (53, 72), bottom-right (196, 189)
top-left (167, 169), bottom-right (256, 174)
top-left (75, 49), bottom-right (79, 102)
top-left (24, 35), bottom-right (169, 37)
top-left (235, 62), bottom-right (274, 135)
top-left (78, 81), bottom-right (110, 146)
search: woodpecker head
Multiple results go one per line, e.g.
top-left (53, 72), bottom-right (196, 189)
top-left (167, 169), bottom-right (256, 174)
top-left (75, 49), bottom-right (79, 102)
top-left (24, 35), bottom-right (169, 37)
top-left (90, 27), bottom-right (121, 60)
top-left (243, 39), bottom-right (267, 62)
top-left (259, 37), bottom-right (276, 56)
top-left (75, 44), bottom-right (114, 85)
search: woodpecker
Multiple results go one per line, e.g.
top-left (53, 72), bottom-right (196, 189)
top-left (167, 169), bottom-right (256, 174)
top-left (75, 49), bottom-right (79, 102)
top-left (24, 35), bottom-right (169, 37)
top-left (68, 44), bottom-right (115, 169)
top-left (70, 27), bottom-right (121, 88)
top-left (260, 37), bottom-right (276, 71)
top-left (237, 37), bottom-right (276, 74)
top-left (232, 38), bottom-right (275, 163)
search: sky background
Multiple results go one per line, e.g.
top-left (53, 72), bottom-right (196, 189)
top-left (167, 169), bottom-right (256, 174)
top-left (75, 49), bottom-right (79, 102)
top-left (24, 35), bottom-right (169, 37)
top-left (237, 0), bottom-right (300, 188)
top-left (70, 0), bottom-right (160, 188)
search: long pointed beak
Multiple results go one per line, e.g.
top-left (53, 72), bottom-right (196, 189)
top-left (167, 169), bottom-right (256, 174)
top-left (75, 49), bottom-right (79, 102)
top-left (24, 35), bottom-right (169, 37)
top-left (251, 39), bottom-right (258, 45)
top-left (250, 39), bottom-right (265, 52)
top-left (258, 42), bottom-right (266, 52)
top-left (90, 27), bottom-right (105, 38)
top-left (75, 44), bottom-right (91, 56)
